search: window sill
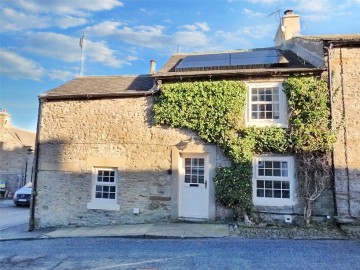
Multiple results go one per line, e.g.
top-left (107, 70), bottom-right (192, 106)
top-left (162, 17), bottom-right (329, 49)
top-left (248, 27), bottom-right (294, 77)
top-left (87, 200), bottom-right (120, 211)
top-left (253, 198), bottom-right (295, 207)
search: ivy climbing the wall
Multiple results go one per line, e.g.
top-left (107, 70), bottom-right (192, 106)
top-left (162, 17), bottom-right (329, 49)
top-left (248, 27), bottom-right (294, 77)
top-left (154, 76), bottom-right (336, 224)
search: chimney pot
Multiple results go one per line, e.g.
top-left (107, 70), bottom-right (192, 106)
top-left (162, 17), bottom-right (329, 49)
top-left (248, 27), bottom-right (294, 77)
top-left (284, 9), bottom-right (294, 15)
top-left (150, 60), bottom-right (156, 74)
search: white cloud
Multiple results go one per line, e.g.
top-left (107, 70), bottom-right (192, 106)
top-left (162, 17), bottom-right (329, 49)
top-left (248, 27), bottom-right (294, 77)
top-left (140, 8), bottom-right (155, 16)
top-left (0, 8), bottom-right (50, 31)
top-left (84, 21), bottom-right (212, 52)
top-left (83, 21), bottom-right (123, 36)
top-left (23, 32), bottom-right (128, 68)
top-left (48, 70), bottom-right (74, 81)
top-left (244, 0), bottom-right (281, 4)
top-left (8, 0), bottom-right (123, 15)
top-left (173, 31), bottom-right (210, 49)
top-left (243, 8), bottom-right (265, 18)
top-left (293, 0), bottom-right (331, 13)
top-left (180, 22), bottom-right (210, 32)
top-left (0, 49), bottom-right (44, 80)
top-left (54, 16), bottom-right (88, 29)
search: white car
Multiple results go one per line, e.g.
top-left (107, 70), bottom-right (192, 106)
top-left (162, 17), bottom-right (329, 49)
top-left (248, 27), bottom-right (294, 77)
top-left (13, 182), bottom-right (32, 206)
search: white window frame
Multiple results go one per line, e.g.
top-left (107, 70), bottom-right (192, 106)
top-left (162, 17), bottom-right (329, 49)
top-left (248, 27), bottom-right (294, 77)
top-left (252, 156), bottom-right (295, 207)
top-left (246, 82), bottom-right (288, 128)
top-left (87, 167), bottom-right (120, 211)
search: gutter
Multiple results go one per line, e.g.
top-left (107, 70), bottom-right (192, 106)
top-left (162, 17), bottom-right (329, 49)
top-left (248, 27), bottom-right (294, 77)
top-left (29, 98), bottom-right (43, 231)
top-left (154, 67), bottom-right (325, 80)
top-left (40, 80), bottom-right (161, 102)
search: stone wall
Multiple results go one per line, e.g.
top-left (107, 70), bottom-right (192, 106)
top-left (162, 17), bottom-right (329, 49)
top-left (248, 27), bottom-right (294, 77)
top-left (331, 47), bottom-right (360, 221)
top-left (0, 127), bottom-right (34, 193)
top-left (35, 97), bottom-right (230, 228)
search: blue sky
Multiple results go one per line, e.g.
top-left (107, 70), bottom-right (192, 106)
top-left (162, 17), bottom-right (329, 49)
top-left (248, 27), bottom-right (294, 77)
top-left (1, 0), bottom-right (359, 132)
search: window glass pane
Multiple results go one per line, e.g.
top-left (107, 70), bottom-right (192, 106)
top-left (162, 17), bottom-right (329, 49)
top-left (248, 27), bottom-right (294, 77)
top-left (185, 168), bottom-right (191, 174)
top-left (274, 190), bottom-right (282, 198)
top-left (257, 189), bottom-right (264, 197)
top-left (265, 181), bottom-right (272, 188)
top-left (185, 175), bottom-right (191, 183)
top-left (282, 181), bottom-right (290, 190)
top-left (266, 112), bottom-right (272, 119)
top-left (265, 169), bottom-right (272, 176)
top-left (199, 159), bottom-right (204, 166)
top-left (264, 161), bottom-right (272, 168)
top-left (109, 193), bottom-right (115, 199)
top-left (282, 162), bottom-right (288, 169)
top-left (273, 162), bottom-right (280, 168)
top-left (282, 190), bottom-right (290, 198)
top-left (103, 186), bottom-right (109, 192)
top-left (103, 192), bottom-right (109, 199)
top-left (198, 176), bottom-right (204, 183)
top-left (192, 168), bottom-right (198, 175)
top-left (274, 181), bottom-right (281, 189)
top-left (95, 192), bottom-right (102, 198)
top-left (257, 180), bottom-right (264, 188)
top-left (96, 186), bottom-right (102, 191)
top-left (198, 168), bottom-right (204, 175)
top-left (185, 158), bottom-right (191, 166)
top-left (110, 186), bottom-right (116, 192)
top-left (265, 189), bottom-right (272, 197)
top-left (192, 159), bottom-right (198, 166)
top-left (103, 177), bottom-right (109, 182)
top-left (191, 175), bottom-right (197, 183)
top-left (258, 161), bottom-right (264, 168)
top-left (259, 112), bottom-right (265, 119)
top-left (104, 171), bottom-right (109, 177)
top-left (274, 169), bottom-right (281, 176)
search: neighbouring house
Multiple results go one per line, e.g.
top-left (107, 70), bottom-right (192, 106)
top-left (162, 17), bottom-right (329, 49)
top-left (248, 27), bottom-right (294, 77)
top-left (0, 109), bottom-right (35, 195)
top-left (31, 10), bottom-right (360, 229)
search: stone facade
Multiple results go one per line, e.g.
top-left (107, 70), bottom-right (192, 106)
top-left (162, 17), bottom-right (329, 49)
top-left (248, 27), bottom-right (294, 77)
top-left (34, 97), bottom-right (231, 228)
top-left (0, 110), bottom-right (35, 194)
top-left (291, 37), bottom-right (360, 224)
top-left (330, 46), bottom-right (360, 221)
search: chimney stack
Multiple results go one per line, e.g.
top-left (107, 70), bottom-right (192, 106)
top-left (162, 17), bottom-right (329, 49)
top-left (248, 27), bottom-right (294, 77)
top-left (274, 10), bottom-right (300, 47)
top-left (0, 109), bottom-right (10, 128)
top-left (150, 60), bottom-right (156, 74)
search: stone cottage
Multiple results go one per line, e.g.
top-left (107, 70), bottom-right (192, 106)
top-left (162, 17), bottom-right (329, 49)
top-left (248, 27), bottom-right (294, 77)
top-left (0, 109), bottom-right (35, 194)
top-left (31, 11), bottom-right (360, 229)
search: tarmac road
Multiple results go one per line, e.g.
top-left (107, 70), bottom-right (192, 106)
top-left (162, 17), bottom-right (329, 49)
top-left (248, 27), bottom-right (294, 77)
top-left (1, 237), bottom-right (360, 270)
top-left (0, 199), bottom-right (29, 231)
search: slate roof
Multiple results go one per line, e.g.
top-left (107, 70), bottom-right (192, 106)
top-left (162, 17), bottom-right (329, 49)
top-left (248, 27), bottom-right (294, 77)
top-left (299, 34), bottom-right (360, 42)
top-left (155, 48), bottom-right (322, 79)
top-left (5, 127), bottom-right (35, 148)
top-left (41, 75), bottom-right (155, 99)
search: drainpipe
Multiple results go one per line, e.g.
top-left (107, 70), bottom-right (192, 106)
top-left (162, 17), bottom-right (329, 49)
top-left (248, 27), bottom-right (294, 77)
top-left (29, 98), bottom-right (43, 231)
top-left (324, 43), bottom-right (338, 218)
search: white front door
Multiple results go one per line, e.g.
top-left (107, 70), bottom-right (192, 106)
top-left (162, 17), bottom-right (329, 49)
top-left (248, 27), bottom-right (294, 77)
top-left (179, 155), bottom-right (209, 219)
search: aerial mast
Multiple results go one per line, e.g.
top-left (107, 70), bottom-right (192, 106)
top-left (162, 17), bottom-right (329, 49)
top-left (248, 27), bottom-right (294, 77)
top-left (79, 33), bottom-right (85, 76)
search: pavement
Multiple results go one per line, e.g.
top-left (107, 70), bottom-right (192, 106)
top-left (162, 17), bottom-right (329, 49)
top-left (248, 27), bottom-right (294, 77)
top-left (0, 222), bottom-right (231, 241)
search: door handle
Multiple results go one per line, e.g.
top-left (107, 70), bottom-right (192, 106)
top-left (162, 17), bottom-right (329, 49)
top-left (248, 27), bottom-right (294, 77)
top-left (205, 181), bottom-right (207, 189)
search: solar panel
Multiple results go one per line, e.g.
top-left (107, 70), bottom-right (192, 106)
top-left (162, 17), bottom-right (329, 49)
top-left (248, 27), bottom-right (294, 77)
top-left (175, 49), bottom-right (289, 71)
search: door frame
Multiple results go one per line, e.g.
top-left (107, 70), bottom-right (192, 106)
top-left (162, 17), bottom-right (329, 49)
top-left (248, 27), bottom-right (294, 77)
top-left (170, 141), bottom-right (217, 222)
top-left (178, 153), bottom-right (209, 219)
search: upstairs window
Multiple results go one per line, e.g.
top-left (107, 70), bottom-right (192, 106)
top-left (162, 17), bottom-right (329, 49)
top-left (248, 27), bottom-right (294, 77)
top-left (246, 82), bottom-right (287, 127)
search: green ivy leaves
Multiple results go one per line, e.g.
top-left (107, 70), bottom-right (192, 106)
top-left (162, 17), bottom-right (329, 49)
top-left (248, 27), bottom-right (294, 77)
top-left (153, 77), bottom-right (336, 220)
top-left (283, 76), bottom-right (336, 152)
